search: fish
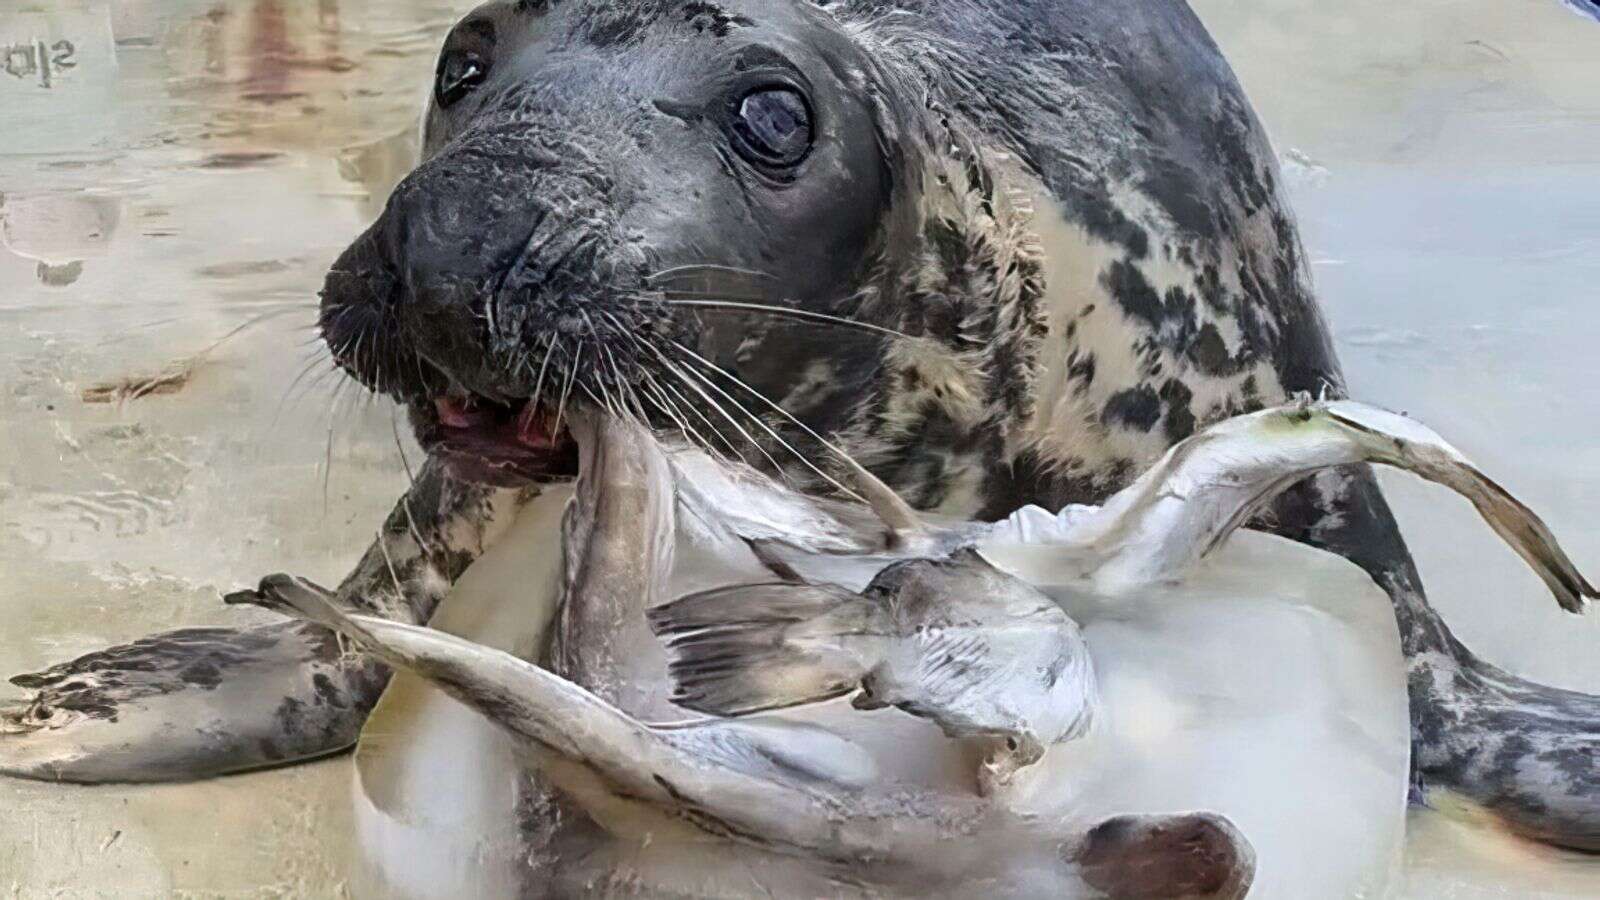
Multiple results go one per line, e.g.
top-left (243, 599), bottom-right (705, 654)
top-left (235, 573), bottom-right (1255, 899)
top-left (648, 398), bottom-right (1594, 800)
top-left (649, 548), bottom-right (1097, 796)
top-left (992, 398), bottom-right (1596, 607)
top-left (721, 399), bottom-right (1593, 610)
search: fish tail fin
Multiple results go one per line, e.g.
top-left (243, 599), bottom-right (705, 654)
top-left (647, 583), bottom-right (884, 716)
top-left (1324, 401), bottom-right (1597, 613)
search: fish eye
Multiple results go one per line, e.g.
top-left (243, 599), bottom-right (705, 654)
top-left (730, 86), bottom-right (813, 169)
top-left (436, 52), bottom-right (490, 109)
top-left (1005, 736), bottom-right (1020, 752)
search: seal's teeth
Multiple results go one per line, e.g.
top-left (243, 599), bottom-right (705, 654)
top-left (516, 401), bottom-right (557, 447)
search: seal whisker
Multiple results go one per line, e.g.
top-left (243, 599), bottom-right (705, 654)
top-left (554, 343), bottom-right (582, 438)
top-left (274, 351), bottom-right (334, 423)
top-left (659, 297), bottom-right (910, 340)
top-left (531, 336), bottom-right (559, 412)
top-left (652, 349), bottom-right (790, 479)
top-left (668, 338), bottom-right (912, 518)
top-left (599, 342), bottom-right (632, 421)
top-left (648, 366), bottom-right (746, 464)
top-left (322, 377), bottom-right (353, 514)
top-left (605, 323), bottom-right (736, 463)
top-left (663, 346), bottom-right (866, 504)
top-left (390, 407), bottom-right (416, 488)
top-left (646, 264), bottom-right (776, 283)
top-left (637, 372), bottom-right (704, 453)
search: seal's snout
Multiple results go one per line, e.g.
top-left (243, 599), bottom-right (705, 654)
top-left (319, 124), bottom-right (658, 485)
top-left (388, 130), bottom-right (652, 383)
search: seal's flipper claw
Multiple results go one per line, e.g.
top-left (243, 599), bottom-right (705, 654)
top-left (0, 620), bottom-right (378, 783)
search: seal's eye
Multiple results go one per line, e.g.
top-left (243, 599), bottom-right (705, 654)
top-left (436, 52), bottom-right (489, 109)
top-left (730, 87), bottom-right (813, 169)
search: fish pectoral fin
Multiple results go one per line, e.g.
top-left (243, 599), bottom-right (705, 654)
top-left (649, 582), bottom-right (882, 716)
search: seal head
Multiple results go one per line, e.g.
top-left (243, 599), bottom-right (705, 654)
top-left (319, 0), bottom-right (909, 485)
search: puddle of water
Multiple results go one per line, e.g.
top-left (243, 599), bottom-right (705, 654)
top-left (0, 0), bottom-right (1596, 896)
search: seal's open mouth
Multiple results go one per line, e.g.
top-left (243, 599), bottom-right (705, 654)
top-left (422, 391), bottom-right (580, 486)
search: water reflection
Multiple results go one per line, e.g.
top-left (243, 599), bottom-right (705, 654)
top-left (0, 191), bottom-right (122, 286)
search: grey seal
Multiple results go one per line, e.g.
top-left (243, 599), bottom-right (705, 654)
top-left (4, 0), bottom-right (1599, 854)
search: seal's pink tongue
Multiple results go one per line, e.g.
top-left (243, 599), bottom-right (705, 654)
top-left (435, 394), bottom-right (565, 452)
top-left (435, 397), bottom-right (480, 429)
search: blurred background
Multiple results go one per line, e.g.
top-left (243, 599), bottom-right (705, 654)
top-left (0, 0), bottom-right (1596, 895)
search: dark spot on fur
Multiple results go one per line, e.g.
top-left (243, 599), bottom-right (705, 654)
top-left (682, 2), bottom-right (752, 36)
top-left (1159, 378), bottom-right (1196, 443)
top-left (1054, 173), bottom-right (1149, 259)
top-left (53, 694), bottom-right (120, 721)
top-left (1101, 261), bottom-right (1159, 329)
top-left (1102, 385), bottom-right (1161, 432)
top-left (271, 696), bottom-right (311, 743)
top-left (312, 673), bottom-right (347, 708)
top-left (180, 662), bottom-right (223, 689)
top-left (1140, 158), bottom-right (1214, 237)
top-left (1067, 350), bottom-right (1096, 391)
top-left (1188, 323), bottom-right (1236, 376)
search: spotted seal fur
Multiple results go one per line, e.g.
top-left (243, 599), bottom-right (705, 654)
top-left (4, 0), bottom-right (1598, 854)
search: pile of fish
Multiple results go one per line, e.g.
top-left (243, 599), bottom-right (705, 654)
top-left (238, 399), bottom-right (1595, 898)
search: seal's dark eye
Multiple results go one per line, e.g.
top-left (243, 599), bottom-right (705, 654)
top-left (730, 87), bottom-right (813, 169)
top-left (435, 53), bottom-right (489, 109)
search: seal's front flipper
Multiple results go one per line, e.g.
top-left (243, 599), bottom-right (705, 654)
top-left (0, 459), bottom-right (528, 785)
top-left (0, 617), bottom-right (382, 783)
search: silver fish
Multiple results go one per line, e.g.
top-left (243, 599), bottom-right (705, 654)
top-left (651, 398), bottom-right (1594, 796)
top-left (238, 574), bottom-right (1255, 899)
top-left (649, 548), bottom-right (1097, 796)
top-left (999, 398), bottom-right (1596, 606)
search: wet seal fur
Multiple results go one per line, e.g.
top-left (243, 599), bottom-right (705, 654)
top-left (4, 0), bottom-right (1599, 858)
